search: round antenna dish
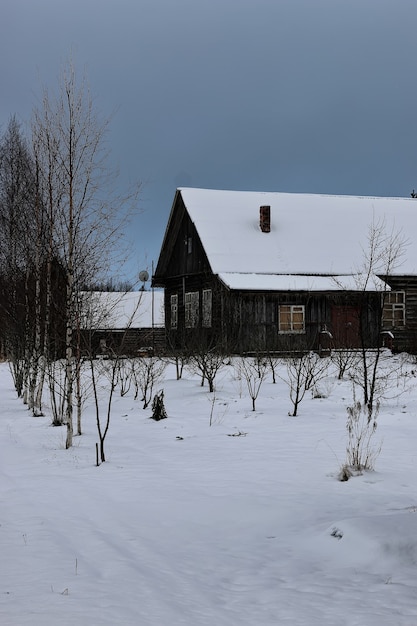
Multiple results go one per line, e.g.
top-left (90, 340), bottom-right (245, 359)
top-left (139, 270), bottom-right (149, 283)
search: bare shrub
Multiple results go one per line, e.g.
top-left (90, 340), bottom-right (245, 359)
top-left (311, 376), bottom-right (335, 399)
top-left (131, 357), bottom-right (167, 409)
top-left (115, 358), bottom-right (132, 397)
top-left (339, 386), bottom-right (382, 480)
top-left (348, 349), bottom-right (409, 420)
top-left (330, 349), bottom-right (361, 380)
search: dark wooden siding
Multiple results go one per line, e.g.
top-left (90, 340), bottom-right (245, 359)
top-left (383, 277), bottom-right (417, 352)
top-left (167, 219), bottom-right (210, 277)
top-left (164, 274), bottom-right (219, 352)
top-left (153, 194), bottom-right (211, 285)
top-left (80, 327), bottom-right (166, 357)
top-left (164, 278), bottom-right (382, 355)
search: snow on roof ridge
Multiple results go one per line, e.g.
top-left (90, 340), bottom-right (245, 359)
top-left (218, 271), bottom-right (359, 277)
top-left (178, 187), bottom-right (411, 201)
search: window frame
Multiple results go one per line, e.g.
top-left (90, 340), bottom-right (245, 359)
top-left (185, 291), bottom-right (199, 328)
top-left (202, 289), bottom-right (212, 328)
top-left (170, 293), bottom-right (178, 329)
top-left (382, 291), bottom-right (405, 328)
top-left (278, 304), bottom-right (305, 334)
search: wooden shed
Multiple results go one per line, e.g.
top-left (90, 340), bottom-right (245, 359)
top-left (79, 290), bottom-right (165, 356)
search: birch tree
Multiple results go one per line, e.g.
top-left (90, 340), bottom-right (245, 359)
top-left (32, 60), bottom-right (139, 447)
top-left (0, 117), bottom-right (39, 399)
top-left (350, 218), bottom-right (406, 418)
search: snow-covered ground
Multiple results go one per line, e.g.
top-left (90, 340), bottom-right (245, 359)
top-left (1, 355), bottom-right (417, 626)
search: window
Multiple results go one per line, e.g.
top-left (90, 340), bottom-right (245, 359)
top-left (383, 291), bottom-right (405, 328)
top-left (279, 305), bottom-right (305, 333)
top-left (170, 294), bottom-right (178, 329)
top-left (202, 289), bottom-right (212, 328)
top-left (185, 291), bottom-right (199, 328)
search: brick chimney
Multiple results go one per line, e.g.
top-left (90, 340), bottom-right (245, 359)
top-left (259, 205), bottom-right (271, 233)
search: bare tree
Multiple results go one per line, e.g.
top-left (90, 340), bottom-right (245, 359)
top-left (30, 102), bottom-right (65, 417)
top-left (81, 291), bottom-right (145, 463)
top-left (235, 355), bottom-right (269, 411)
top-left (187, 347), bottom-right (228, 393)
top-left (26, 144), bottom-right (50, 416)
top-left (266, 352), bottom-right (280, 384)
top-left (331, 219), bottom-right (407, 479)
top-left (338, 218), bottom-right (407, 419)
top-left (281, 351), bottom-right (329, 417)
top-left (90, 357), bottom-right (117, 465)
top-left (360, 220), bottom-right (404, 415)
top-left (31, 60), bottom-right (140, 447)
top-left (0, 116), bottom-right (44, 406)
top-left (165, 346), bottom-right (188, 380)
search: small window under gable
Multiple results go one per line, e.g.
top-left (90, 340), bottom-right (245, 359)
top-left (185, 291), bottom-right (199, 328)
top-left (279, 304), bottom-right (305, 333)
top-left (202, 289), bottom-right (212, 328)
top-left (170, 294), bottom-right (178, 329)
top-left (382, 291), bottom-right (405, 328)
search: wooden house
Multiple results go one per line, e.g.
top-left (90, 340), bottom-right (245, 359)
top-left (152, 188), bottom-right (417, 355)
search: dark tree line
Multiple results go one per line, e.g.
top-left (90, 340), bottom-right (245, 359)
top-left (0, 116), bottom-right (65, 401)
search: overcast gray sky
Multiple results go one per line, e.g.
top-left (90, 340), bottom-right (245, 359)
top-left (2, 0), bottom-right (417, 281)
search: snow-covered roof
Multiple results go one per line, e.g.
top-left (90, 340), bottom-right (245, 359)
top-left (80, 291), bottom-right (164, 330)
top-left (179, 188), bottom-right (417, 289)
top-left (217, 273), bottom-right (384, 292)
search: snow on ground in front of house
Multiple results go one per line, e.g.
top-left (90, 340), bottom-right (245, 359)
top-left (1, 356), bottom-right (417, 626)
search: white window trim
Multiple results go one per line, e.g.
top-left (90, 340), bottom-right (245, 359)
top-left (185, 291), bottom-right (199, 328)
top-left (202, 289), bottom-right (212, 328)
top-left (382, 291), bottom-right (405, 328)
top-left (278, 304), bottom-right (305, 334)
top-left (170, 294), bottom-right (178, 329)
